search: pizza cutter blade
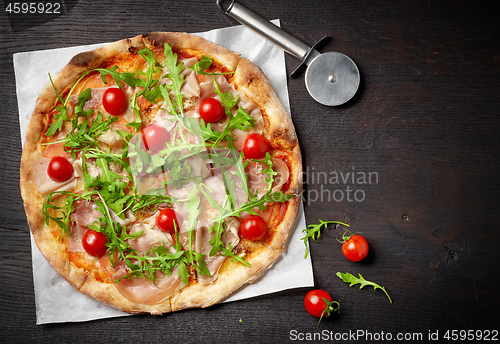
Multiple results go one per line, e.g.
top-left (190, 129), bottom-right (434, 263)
top-left (216, 0), bottom-right (360, 106)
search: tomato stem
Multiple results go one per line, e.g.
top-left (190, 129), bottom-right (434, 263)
top-left (337, 228), bottom-right (361, 244)
top-left (318, 298), bottom-right (340, 324)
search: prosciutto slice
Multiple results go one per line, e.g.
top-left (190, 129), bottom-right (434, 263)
top-left (32, 154), bottom-right (77, 196)
top-left (113, 268), bottom-right (184, 305)
top-left (195, 217), bottom-right (240, 284)
top-left (112, 217), bottom-right (184, 304)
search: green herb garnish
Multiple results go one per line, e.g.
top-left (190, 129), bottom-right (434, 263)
top-left (301, 220), bottom-right (349, 258)
top-left (336, 272), bottom-right (393, 303)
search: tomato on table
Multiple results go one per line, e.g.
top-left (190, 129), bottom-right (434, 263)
top-left (156, 208), bottom-right (179, 235)
top-left (47, 156), bottom-right (74, 182)
top-left (304, 289), bottom-right (340, 322)
top-left (199, 98), bottom-right (225, 123)
top-left (103, 87), bottom-right (127, 116)
top-left (82, 229), bottom-right (108, 257)
top-left (142, 124), bottom-right (169, 153)
top-left (242, 133), bottom-right (271, 159)
top-left (341, 234), bottom-right (369, 262)
top-left (239, 215), bottom-right (267, 241)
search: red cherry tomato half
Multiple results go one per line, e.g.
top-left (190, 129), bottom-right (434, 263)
top-left (142, 124), bottom-right (169, 153)
top-left (47, 156), bottom-right (74, 182)
top-left (239, 215), bottom-right (267, 241)
top-left (304, 289), bottom-right (333, 318)
top-left (242, 133), bottom-right (271, 159)
top-left (342, 234), bottom-right (369, 262)
top-left (82, 229), bottom-right (107, 257)
top-left (199, 98), bottom-right (225, 123)
top-left (102, 87), bottom-right (127, 116)
top-left (156, 208), bottom-right (179, 234)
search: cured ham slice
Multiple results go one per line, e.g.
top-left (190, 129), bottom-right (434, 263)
top-left (113, 268), bottom-right (184, 305)
top-left (245, 157), bottom-right (289, 197)
top-left (67, 223), bottom-right (87, 252)
top-left (32, 154), bottom-right (77, 196)
top-left (112, 216), bottom-right (183, 304)
top-left (70, 199), bottom-right (102, 228)
top-left (127, 217), bottom-right (173, 254)
top-left (195, 218), bottom-right (240, 284)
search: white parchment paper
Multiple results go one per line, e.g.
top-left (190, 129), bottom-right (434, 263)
top-left (14, 21), bottom-right (313, 324)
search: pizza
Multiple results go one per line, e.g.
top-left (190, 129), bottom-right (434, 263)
top-left (20, 32), bottom-right (302, 314)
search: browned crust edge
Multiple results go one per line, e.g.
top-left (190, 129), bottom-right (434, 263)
top-left (170, 246), bottom-right (280, 311)
top-left (231, 57), bottom-right (303, 252)
top-left (144, 32), bottom-right (241, 71)
top-left (20, 32), bottom-right (302, 315)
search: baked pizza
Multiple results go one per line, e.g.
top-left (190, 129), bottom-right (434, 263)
top-left (20, 32), bottom-right (302, 314)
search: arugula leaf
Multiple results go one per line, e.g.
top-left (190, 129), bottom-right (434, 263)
top-left (171, 224), bottom-right (210, 283)
top-left (64, 112), bottom-right (117, 160)
top-left (46, 71), bottom-right (95, 136)
top-left (46, 106), bottom-right (69, 137)
top-left (130, 193), bottom-right (172, 212)
top-left (188, 55), bottom-right (234, 76)
top-left (118, 245), bottom-right (183, 283)
top-left (225, 142), bottom-right (250, 200)
top-left (43, 190), bottom-right (94, 239)
top-left (84, 147), bottom-right (132, 180)
top-left (96, 66), bottom-right (142, 89)
top-left (162, 43), bottom-right (185, 113)
top-left (126, 93), bottom-right (142, 132)
top-left (73, 88), bottom-right (94, 117)
top-left (188, 55), bottom-right (214, 75)
top-left (137, 48), bottom-right (163, 102)
top-left (207, 220), bottom-right (225, 257)
top-left (221, 167), bottom-right (237, 211)
top-left (301, 220), bottom-right (349, 258)
top-left (336, 272), bottom-right (393, 303)
top-left (45, 73), bottom-right (70, 136)
top-left (251, 152), bottom-right (277, 191)
top-left (180, 187), bottom-right (201, 233)
top-left (208, 220), bottom-right (249, 267)
top-left (210, 189), bottom-right (292, 223)
top-left (213, 107), bottom-right (255, 146)
top-left (42, 191), bottom-right (72, 238)
top-left (213, 77), bottom-right (239, 115)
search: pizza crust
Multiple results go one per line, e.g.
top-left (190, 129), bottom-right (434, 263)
top-left (171, 244), bottom-right (280, 311)
top-left (79, 272), bottom-right (173, 314)
top-left (144, 32), bottom-right (241, 72)
top-left (20, 32), bottom-right (302, 315)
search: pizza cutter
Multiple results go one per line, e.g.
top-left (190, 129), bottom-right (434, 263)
top-left (216, 0), bottom-right (360, 106)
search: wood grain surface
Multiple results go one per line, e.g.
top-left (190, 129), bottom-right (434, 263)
top-left (1, 0), bottom-right (499, 342)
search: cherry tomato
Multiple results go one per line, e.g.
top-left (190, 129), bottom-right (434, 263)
top-left (304, 289), bottom-right (332, 318)
top-left (156, 208), bottom-right (179, 234)
top-left (242, 133), bottom-right (271, 159)
top-left (102, 87), bottom-right (127, 116)
top-left (82, 229), bottom-right (107, 257)
top-left (47, 156), bottom-right (74, 182)
top-left (304, 289), bottom-right (339, 321)
top-left (239, 215), bottom-right (267, 241)
top-left (142, 124), bottom-right (169, 153)
top-left (199, 98), bottom-right (225, 123)
top-left (342, 234), bottom-right (369, 262)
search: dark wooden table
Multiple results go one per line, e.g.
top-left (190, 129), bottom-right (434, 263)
top-left (1, 0), bottom-right (499, 342)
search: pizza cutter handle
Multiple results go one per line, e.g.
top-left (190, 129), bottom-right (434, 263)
top-left (216, 0), bottom-right (312, 62)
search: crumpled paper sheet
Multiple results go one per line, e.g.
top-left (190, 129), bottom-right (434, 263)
top-left (14, 20), bottom-right (313, 324)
